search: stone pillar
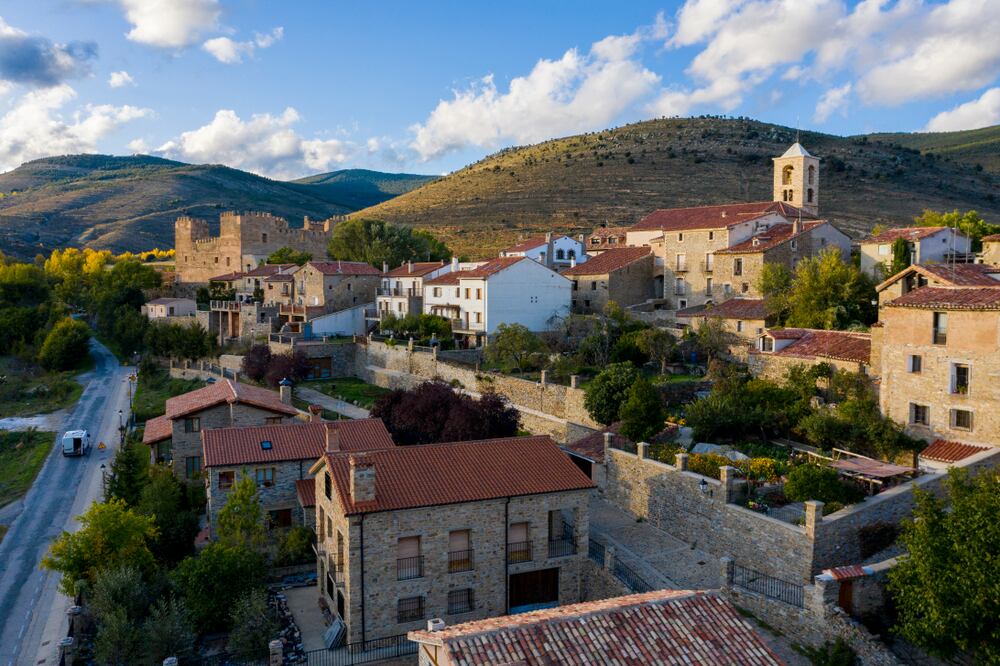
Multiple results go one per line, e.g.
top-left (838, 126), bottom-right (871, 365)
top-left (59, 637), bottom-right (75, 666)
top-left (233, 371), bottom-right (239, 383)
top-left (719, 466), bottom-right (736, 503)
top-left (604, 545), bottom-right (616, 572)
top-left (432, 345), bottom-right (439, 361)
top-left (719, 556), bottom-right (734, 589)
top-left (637, 442), bottom-right (649, 460)
top-left (804, 500), bottom-right (824, 539)
top-left (807, 574), bottom-right (837, 618)
top-left (675, 452), bottom-right (689, 471)
top-left (407, 337), bottom-right (414, 352)
top-left (602, 432), bottom-right (613, 462)
top-left (540, 370), bottom-right (547, 387)
top-left (269, 640), bottom-right (283, 666)
top-left (570, 374), bottom-right (579, 389)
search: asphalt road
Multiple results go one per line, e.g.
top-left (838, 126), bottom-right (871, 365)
top-left (0, 339), bottom-right (132, 666)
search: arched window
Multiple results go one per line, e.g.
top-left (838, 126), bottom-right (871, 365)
top-left (782, 165), bottom-right (794, 185)
top-left (556, 249), bottom-right (565, 260)
top-left (808, 165), bottom-right (815, 185)
top-left (568, 250), bottom-right (576, 259)
top-left (807, 188), bottom-right (814, 203)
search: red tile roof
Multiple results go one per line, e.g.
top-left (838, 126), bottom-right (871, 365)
top-left (459, 256), bottom-right (527, 278)
top-left (423, 271), bottom-right (463, 286)
top-left (716, 221), bottom-right (827, 254)
top-left (408, 590), bottom-right (784, 666)
top-left (308, 260), bottom-right (382, 276)
top-left (295, 478), bottom-right (315, 507)
top-left (920, 439), bottom-right (989, 463)
top-left (245, 263), bottom-right (294, 277)
top-left (203, 418), bottom-right (393, 467)
top-left (982, 234), bottom-right (1000, 242)
top-left (885, 286), bottom-right (1000, 310)
top-left (677, 298), bottom-right (767, 320)
top-left (562, 247), bottom-right (651, 276)
top-left (630, 201), bottom-right (811, 232)
top-left (325, 435), bottom-right (593, 515)
top-left (143, 414), bottom-right (172, 444)
top-left (157, 379), bottom-right (296, 423)
top-left (878, 263), bottom-right (1000, 291)
top-left (825, 565), bottom-right (868, 581)
top-left (263, 273), bottom-right (295, 282)
top-left (865, 226), bottom-right (949, 244)
top-left (501, 235), bottom-right (548, 254)
top-left (385, 261), bottom-right (446, 277)
top-left (563, 423), bottom-right (624, 464)
top-left (764, 328), bottom-right (871, 364)
top-left (587, 226), bottom-right (630, 250)
top-left (208, 272), bottom-right (244, 282)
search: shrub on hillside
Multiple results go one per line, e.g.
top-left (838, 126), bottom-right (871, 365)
top-left (37, 317), bottom-right (91, 370)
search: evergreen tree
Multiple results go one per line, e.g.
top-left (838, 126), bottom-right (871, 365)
top-left (618, 377), bottom-right (665, 442)
top-left (107, 441), bottom-right (148, 507)
top-left (216, 475), bottom-right (266, 549)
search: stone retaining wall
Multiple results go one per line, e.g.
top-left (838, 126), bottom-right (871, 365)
top-left (580, 557), bottom-right (630, 601)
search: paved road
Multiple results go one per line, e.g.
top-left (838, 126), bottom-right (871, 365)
top-left (0, 339), bottom-right (132, 666)
top-left (295, 386), bottom-right (371, 419)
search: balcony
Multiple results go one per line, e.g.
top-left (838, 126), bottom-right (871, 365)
top-left (933, 329), bottom-right (947, 345)
top-left (507, 541), bottom-right (532, 564)
top-left (674, 263), bottom-right (689, 273)
top-left (673, 288), bottom-right (686, 296)
top-left (333, 560), bottom-right (345, 586)
top-left (397, 555), bottom-right (424, 580)
top-left (378, 286), bottom-right (422, 297)
top-left (210, 300), bottom-right (242, 312)
top-left (700, 260), bottom-right (714, 273)
top-left (453, 319), bottom-right (486, 333)
top-left (448, 549), bottom-right (475, 573)
top-left (548, 522), bottom-right (577, 558)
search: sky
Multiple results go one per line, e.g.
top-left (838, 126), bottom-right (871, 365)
top-left (1, 0), bottom-right (999, 180)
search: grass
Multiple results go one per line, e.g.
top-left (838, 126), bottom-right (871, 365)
top-left (306, 377), bottom-right (389, 409)
top-left (132, 366), bottom-right (205, 423)
top-left (0, 356), bottom-right (86, 417)
top-left (651, 372), bottom-right (702, 385)
top-left (0, 430), bottom-right (55, 507)
top-left (291, 396), bottom-right (343, 421)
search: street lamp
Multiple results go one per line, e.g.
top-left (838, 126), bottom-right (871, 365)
top-left (118, 409), bottom-right (125, 444)
top-left (100, 463), bottom-right (107, 500)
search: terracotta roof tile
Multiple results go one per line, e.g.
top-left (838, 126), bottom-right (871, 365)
top-left (408, 590), bottom-right (784, 666)
top-left (203, 418), bottom-right (393, 467)
top-left (162, 380), bottom-right (298, 423)
top-left (501, 235), bottom-right (549, 254)
top-left (385, 261), bottom-right (446, 277)
top-left (295, 478), bottom-right (315, 507)
top-left (677, 298), bottom-right (767, 320)
top-left (920, 439), bottom-right (989, 463)
top-left (982, 234), bottom-right (1000, 242)
top-left (825, 565), bottom-right (868, 581)
top-left (885, 286), bottom-right (1000, 310)
top-left (208, 272), bottom-right (244, 282)
top-left (631, 201), bottom-right (812, 232)
top-left (716, 221), bottom-right (827, 254)
top-left (563, 423), bottom-right (624, 464)
top-left (263, 273), bottom-right (295, 282)
top-left (878, 263), bottom-right (1000, 291)
top-left (423, 271), bottom-right (463, 286)
top-left (459, 256), bottom-right (527, 278)
top-left (764, 328), bottom-right (871, 364)
top-left (308, 260), bottom-right (382, 276)
top-left (562, 247), bottom-right (650, 276)
top-left (865, 226), bottom-right (950, 244)
top-left (326, 436), bottom-right (593, 515)
top-left (142, 414), bottom-right (172, 444)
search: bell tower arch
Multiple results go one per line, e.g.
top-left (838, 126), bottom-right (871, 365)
top-left (772, 143), bottom-right (819, 216)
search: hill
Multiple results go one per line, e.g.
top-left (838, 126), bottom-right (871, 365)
top-left (0, 156), bottom-right (432, 258)
top-left (865, 125), bottom-right (1000, 176)
top-left (353, 118), bottom-right (1000, 259)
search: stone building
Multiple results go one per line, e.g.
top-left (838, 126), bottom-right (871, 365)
top-left (408, 589), bottom-right (783, 666)
top-left (772, 142), bottom-right (819, 216)
top-left (675, 297), bottom-right (771, 341)
top-left (749, 328), bottom-right (872, 380)
top-left (311, 435), bottom-right (593, 644)
top-left (562, 247), bottom-right (654, 314)
top-left (142, 297), bottom-right (197, 320)
top-left (981, 233), bottom-right (1000, 265)
top-left (375, 260), bottom-right (456, 322)
top-left (175, 212), bottom-right (334, 284)
top-left (291, 260), bottom-right (382, 312)
top-left (585, 226), bottom-right (629, 254)
top-left (202, 417), bottom-right (393, 532)
top-left (142, 379), bottom-right (298, 481)
top-left (877, 285), bottom-right (1000, 448)
top-left (859, 226), bottom-right (973, 280)
top-left (875, 262), bottom-right (1000, 306)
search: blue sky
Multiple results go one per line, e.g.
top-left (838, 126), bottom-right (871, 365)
top-left (1, 1), bottom-right (999, 179)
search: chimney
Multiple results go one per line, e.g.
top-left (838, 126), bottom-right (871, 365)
top-left (278, 377), bottom-right (292, 405)
top-left (570, 256), bottom-right (577, 268)
top-left (721, 211), bottom-right (727, 218)
top-left (545, 232), bottom-right (554, 269)
top-left (350, 454), bottom-right (376, 503)
top-left (304, 215), bottom-right (311, 228)
top-left (451, 256), bottom-right (459, 272)
top-left (308, 404), bottom-right (323, 422)
top-left (792, 216), bottom-right (802, 235)
top-left (382, 261), bottom-right (388, 273)
top-left (602, 432), bottom-right (613, 459)
top-left (326, 426), bottom-right (341, 452)
top-left (408, 260), bottom-right (413, 274)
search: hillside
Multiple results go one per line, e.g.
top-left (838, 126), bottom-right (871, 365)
top-left (0, 156), bottom-right (432, 258)
top-left (354, 118), bottom-right (1000, 259)
top-left (866, 125), bottom-right (1000, 176)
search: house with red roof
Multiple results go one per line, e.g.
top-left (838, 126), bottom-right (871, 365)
top-left (202, 417), bottom-right (393, 532)
top-left (142, 379), bottom-right (299, 481)
top-left (981, 233), bottom-right (1000, 265)
top-left (422, 256), bottom-right (570, 346)
top-left (750, 327), bottom-right (872, 380)
top-left (875, 261), bottom-right (1000, 305)
top-left (859, 226), bottom-right (972, 279)
top-left (373, 259), bottom-right (462, 323)
top-left (407, 589), bottom-right (784, 666)
top-left (310, 434), bottom-right (594, 644)
top-left (499, 232), bottom-right (586, 269)
top-left (562, 247), bottom-right (654, 314)
top-left (675, 297), bottom-right (772, 340)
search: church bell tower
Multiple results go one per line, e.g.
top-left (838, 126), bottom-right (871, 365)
top-left (773, 143), bottom-right (819, 217)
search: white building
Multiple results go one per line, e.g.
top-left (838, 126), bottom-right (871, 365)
top-left (500, 233), bottom-right (587, 269)
top-left (142, 297), bottom-right (197, 320)
top-left (423, 257), bottom-right (571, 345)
top-left (375, 259), bottom-right (461, 320)
top-left (860, 227), bottom-right (973, 279)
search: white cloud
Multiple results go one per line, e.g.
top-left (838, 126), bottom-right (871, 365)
top-left (410, 27), bottom-right (660, 161)
top-left (0, 16), bottom-right (98, 86)
top-left (111, 0), bottom-right (220, 48)
top-left (926, 87), bottom-right (1000, 132)
top-left (155, 107), bottom-right (348, 178)
top-left (814, 83), bottom-right (852, 123)
top-left (669, 0), bottom-right (746, 47)
top-left (108, 70), bottom-right (135, 88)
top-left (0, 84), bottom-right (151, 171)
top-left (202, 27), bottom-right (283, 64)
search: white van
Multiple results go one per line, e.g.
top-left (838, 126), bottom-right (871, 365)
top-left (62, 430), bottom-right (91, 457)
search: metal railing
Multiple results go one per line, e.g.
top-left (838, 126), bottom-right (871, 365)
top-left (448, 549), bottom-right (475, 573)
top-left (191, 634), bottom-right (417, 666)
top-left (447, 589), bottom-right (475, 615)
top-left (674, 263), bottom-right (689, 273)
top-left (397, 597), bottom-right (425, 623)
top-left (732, 564), bottom-right (804, 608)
top-left (377, 287), bottom-right (422, 297)
top-left (547, 521), bottom-right (577, 558)
top-left (507, 541), bottom-right (532, 563)
top-left (588, 539), bottom-right (606, 565)
top-left (210, 299), bottom-right (242, 311)
top-left (396, 555), bottom-right (423, 580)
top-left (613, 557), bottom-right (653, 593)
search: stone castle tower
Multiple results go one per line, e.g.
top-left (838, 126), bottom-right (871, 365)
top-left (772, 143), bottom-right (819, 217)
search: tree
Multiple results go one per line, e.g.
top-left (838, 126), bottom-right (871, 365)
top-left (172, 542), bottom-right (266, 631)
top-left (93, 608), bottom-right (143, 666)
top-left (38, 317), bottom-right (91, 370)
top-left (42, 499), bottom-right (158, 596)
top-left (241, 344), bottom-right (272, 382)
top-left (144, 596), bottom-right (197, 665)
top-left (328, 218), bottom-right (451, 267)
top-left (107, 441), bottom-right (148, 507)
top-left (485, 323), bottom-right (547, 373)
top-left (583, 362), bottom-right (641, 425)
top-left (783, 464), bottom-right (862, 505)
top-left (888, 469), bottom-right (1000, 662)
top-left (138, 465), bottom-right (200, 564)
top-left (694, 316), bottom-right (738, 361)
top-left (266, 246), bottom-right (312, 266)
top-left (758, 263), bottom-right (792, 323)
top-left (618, 377), bottom-right (665, 442)
top-left (885, 236), bottom-right (911, 277)
top-left (636, 328), bottom-right (676, 374)
top-left (913, 209), bottom-right (999, 250)
top-left (784, 248), bottom-right (876, 329)
top-left (264, 350), bottom-right (310, 387)
top-left (227, 589), bottom-right (280, 660)
top-left (216, 475), bottom-right (266, 549)
top-left (90, 566), bottom-right (152, 624)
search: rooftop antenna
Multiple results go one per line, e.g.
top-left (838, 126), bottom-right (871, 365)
top-left (795, 115), bottom-right (800, 144)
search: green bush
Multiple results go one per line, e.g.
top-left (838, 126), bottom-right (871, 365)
top-left (784, 464), bottom-right (864, 506)
top-left (798, 638), bottom-right (858, 666)
top-left (583, 362), bottom-right (641, 425)
top-left (37, 318), bottom-right (91, 370)
top-left (687, 453), bottom-right (731, 480)
top-left (618, 377), bottom-right (665, 442)
top-left (275, 526), bottom-right (317, 566)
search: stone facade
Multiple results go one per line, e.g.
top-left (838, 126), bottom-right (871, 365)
top-left (176, 212), bottom-right (333, 284)
top-left (568, 254), bottom-right (655, 314)
top-left (313, 469), bottom-right (590, 644)
top-left (747, 351), bottom-right (867, 381)
top-left (206, 458), bottom-right (314, 530)
top-left (296, 263), bottom-right (381, 313)
top-left (982, 237), bottom-right (1000, 265)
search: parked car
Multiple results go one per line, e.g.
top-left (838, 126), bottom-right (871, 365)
top-left (61, 430), bottom-right (91, 457)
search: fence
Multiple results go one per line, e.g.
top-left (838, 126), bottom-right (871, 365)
top-left (732, 563), bottom-right (804, 608)
top-left (586, 538), bottom-right (653, 594)
top-left (192, 634), bottom-right (416, 666)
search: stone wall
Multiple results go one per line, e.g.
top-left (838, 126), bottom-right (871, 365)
top-left (580, 557), bottom-right (629, 601)
top-left (747, 350), bottom-right (867, 381)
top-left (206, 458), bottom-right (313, 530)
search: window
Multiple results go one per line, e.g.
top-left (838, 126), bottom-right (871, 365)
top-left (397, 536), bottom-right (422, 580)
top-left (568, 250), bottom-right (576, 259)
top-left (185, 456), bottom-right (201, 479)
top-left (878, 244), bottom-right (890, 256)
top-left (255, 468), bottom-right (275, 487)
top-left (952, 364), bottom-right (970, 395)
top-left (736, 320), bottom-right (743, 333)
top-left (675, 253), bottom-right (686, 271)
top-left (590, 281), bottom-right (597, 291)
top-left (218, 471), bottom-right (234, 489)
top-left (584, 300), bottom-right (590, 308)
top-left (556, 249), bottom-right (565, 260)
top-left (184, 417), bottom-right (200, 433)
top-left (475, 288), bottom-right (481, 300)
top-left (908, 355), bottom-right (922, 373)
top-left (678, 299), bottom-right (687, 309)
top-left (950, 409), bottom-right (973, 431)
top-left (932, 312), bottom-right (948, 345)
top-left (433, 287), bottom-right (441, 297)
top-left (397, 596), bottom-right (424, 623)
top-left (448, 589), bottom-right (475, 615)
top-left (262, 233), bottom-right (268, 243)
top-left (723, 283), bottom-right (732, 297)
top-left (782, 165), bottom-right (794, 185)
top-left (474, 312), bottom-right (482, 323)
top-left (226, 257), bottom-right (231, 267)
top-left (269, 508), bottom-right (293, 528)
top-left (733, 258), bottom-right (743, 276)
top-left (741, 283), bottom-right (749, 293)
top-left (674, 277), bottom-right (684, 295)
top-left (265, 416), bottom-right (282, 425)
top-left (347, 282), bottom-right (352, 291)
top-left (464, 288), bottom-right (470, 299)
top-left (572, 280), bottom-right (578, 291)
top-left (705, 278), bottom-right (713, 295)
top-left (324, 472), bottom-right (332, 499)
top-left (214, 257), bottom-right (219, 264)
top-left (507, 522), bottom-right (531, 563)
top-left (909, 403), bottom-right (929, 426)
top-left (760, 336), bottom-right (774, 352)
top-left (455, 287), bottom-right (460, 298)
top-left (807, 188), bottom-right (814, 203)
top-left (790, 239), bottom-right (798, 250)
top-left (708, 231), bottom-right (714, 241)
top-left (449, 530), bottom-right (473, 572)
top-left (808, 165), bottom-right (815, 185)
